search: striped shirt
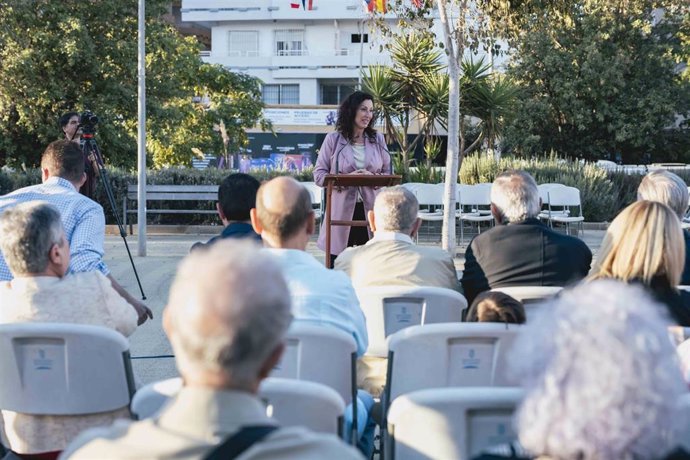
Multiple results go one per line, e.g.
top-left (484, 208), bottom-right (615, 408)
top-left (0, 177), bottom-right (109, 280)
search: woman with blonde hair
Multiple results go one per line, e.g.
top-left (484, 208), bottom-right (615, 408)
top-left (590, 200), bottom-right (690, 325)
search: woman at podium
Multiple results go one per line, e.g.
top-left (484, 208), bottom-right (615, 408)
top-left (314, 91), bottom-right (391, 266)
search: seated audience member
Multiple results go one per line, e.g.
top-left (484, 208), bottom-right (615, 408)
top-left (461, 170), bottom-right (592, 304)
top-left (590, 200), bottom-right (690, 326)
top-left (61, 240), bottom-right (361, 459)
top-left (335, 185), bottom-right (460, 292)
top-left (0, 202), bottom-right (137, 457)
top-left (191, 172), bottom-right (261, 251)
top-left (465, 291), bottom-right (526, 324)
top-left (474, 280), bottom-right (690, 460)
top-left (0, 140), bottom-right (151, 324)
top-left (250, 176), bottom-right (374, 456)
top-left (637, 170), bottom-right (690, 284)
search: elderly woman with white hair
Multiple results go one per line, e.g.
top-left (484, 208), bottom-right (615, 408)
top-left (474, 280), bottom-right (690, 460)
top-left (638, 170), bottom-right (690, 284)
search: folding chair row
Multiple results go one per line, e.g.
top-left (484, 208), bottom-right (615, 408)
top-left (131, 377), bottom-right (346, 437)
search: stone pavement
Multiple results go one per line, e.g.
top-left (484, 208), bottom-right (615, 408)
top-left (105, 227), bottom-right (606, 385)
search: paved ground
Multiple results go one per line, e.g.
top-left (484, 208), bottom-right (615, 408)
top-left (106, 226), bottom-right (606, 385)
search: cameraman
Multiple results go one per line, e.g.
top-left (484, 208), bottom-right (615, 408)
top-left (59, 111), bottom-right (97, 198)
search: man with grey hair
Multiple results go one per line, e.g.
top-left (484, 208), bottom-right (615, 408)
top-left (0, 201), bottom-right (137, 456)
top-left (62, 240), bottom-right (361, 459)
top-left (335, 186), bottom-right (460, 292)
top-left (637, 169), bottom-right (690, 284)
top-left (0, 140), bottom-right (151, 324)
top-left (462, 170), bottom-right (591, 304)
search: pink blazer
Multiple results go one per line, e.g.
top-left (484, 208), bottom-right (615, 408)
top-left (314, 131), bottom-right (391, 255)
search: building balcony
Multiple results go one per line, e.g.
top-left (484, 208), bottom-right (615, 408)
top-left (181, 0), bottom-right (367, 22)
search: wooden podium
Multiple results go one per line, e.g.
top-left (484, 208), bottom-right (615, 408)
top-left (323, 174), bottom-right (402, 267)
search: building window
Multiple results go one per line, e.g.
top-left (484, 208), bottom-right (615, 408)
top-left (320, 81), bottom-right (357, 105)
top-left (263, 84), bottom-right (300, 104)
top-left (228, 31), bottom-right (259, 57)
top-left (351, 34), bottom-right (369, 44)
top-left (275, 29), bottom-right (304, 56)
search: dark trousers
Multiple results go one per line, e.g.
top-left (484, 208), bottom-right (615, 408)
top-left (330, 202), bottom-right (369, 268)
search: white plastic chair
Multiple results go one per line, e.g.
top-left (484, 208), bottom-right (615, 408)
top-left (537, 183), bottom-right (568, 220)
top-left (269, 322), bottom-right (358, 442)
top-left (386, 387), bottom-right (523, 460)
top-left (413, 183), bottom-right (445, 242)
top-left (545, 186), bottom-right (585, 237)
top-left (356, 286), bottom-right (467, 357)
top-left (0, 323), bottom-right (135, 415)
top-left (131, 377), bottom-right (182, 419)
top-left (457, 184), bottom-right (494, 243)
top-left (384, 323), bottom-right (522, 407)
top-left (261, 377), bottom-right (345, 436)
top-left (489, 286), bottom-right (563, 323)
top-left (130, 377), bottom-right (346, 436)
top-left (301, 181), bottom-right (323, 224)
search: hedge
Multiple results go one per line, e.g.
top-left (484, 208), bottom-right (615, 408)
top-left (2, 157), bottom-right (688, 224)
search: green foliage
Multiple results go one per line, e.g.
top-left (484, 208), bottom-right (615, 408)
top-left (0, 166), bottom-right (315, 225)
top-left (0, 1), bottom-right (268, 169)
top-left (503, 0), bottom-right (690, 162)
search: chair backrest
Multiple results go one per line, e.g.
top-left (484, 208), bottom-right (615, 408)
top-left (490, 286), bottom-right (563, 323)
top-left (270, 322), bottom-right (357, 404)
top-left (131, 377), bottom-right (183, 419)
top-left (357, 286), bottom-right (467, 357)
top-left (548, 186), bottom-right (582, 210)
top-left (387, 387), bottom-right (523, 460)
top-left (401, 182), bottom-right (425, 195)
top-left (458, 184), bottom-right (492, 207)
top-left (386, 323), bottom-right (522, 403)
top-left (413, 183), bottom-right (445, 208)
top-left (301, 181), bottom-right (322, 206)
top-left (537, 183), bottom-right (567, 205)
top-left (260, 377), bottom-right (345, 436)
top-left (130, 377), bottom-right (345, 436)
top-left (0, 323), bottom-right (134, 415)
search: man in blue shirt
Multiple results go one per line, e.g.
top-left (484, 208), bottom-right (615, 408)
top-left (0, 140), bottom-right (152, 325)
top-left (191, 173), bottom-right (261, 252)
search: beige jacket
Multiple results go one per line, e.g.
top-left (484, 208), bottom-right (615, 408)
top-left (335, 233), bottom-right (461, 292)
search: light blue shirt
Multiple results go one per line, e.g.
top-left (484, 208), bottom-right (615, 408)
top-left (0, 177), bottom-right (109, 280)
top-left (263, 248), bottom-right (368, 356)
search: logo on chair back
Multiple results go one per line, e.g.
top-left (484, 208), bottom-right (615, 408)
top-left (462, 348), bottom-right (481, 369)
top-left (33, 349), bottom-right (53, 370)
top-left (395, 306), bottom-right (412, 324)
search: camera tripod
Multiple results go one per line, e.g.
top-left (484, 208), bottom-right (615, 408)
top-left (81, 131), bottom-right (146, 300)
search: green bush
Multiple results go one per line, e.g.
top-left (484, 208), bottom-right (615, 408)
top-left (0, 166), bottom-right (316, 225)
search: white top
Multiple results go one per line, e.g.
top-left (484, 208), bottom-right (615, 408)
top-left (263, 248), bottom-right (369, 356)
top-left (351, 143), bottom-right (366, 169)
top-left (61, 387), bottom-right (362, 460)
top-left (0, 271), bottom-right (137, 454)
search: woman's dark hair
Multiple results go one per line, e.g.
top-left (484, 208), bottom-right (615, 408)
top-left (465, 291), bottom-right (526, 324)
top-left (335, 90), bottom-right (377, 142)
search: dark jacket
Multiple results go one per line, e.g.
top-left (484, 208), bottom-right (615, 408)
top-left (190, 222), bottom-right (261, 252)
top-left (646, 277), bottom-right (690, 326)
top-left (681, 229), bottom-right (690, 285)
top-left (461, 218), bottom-right (592, 304)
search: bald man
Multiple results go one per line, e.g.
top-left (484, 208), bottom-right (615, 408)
top-left (250, 177), bottom-right (367, 355)
top-left (250, 177), bottom-right (374, 456)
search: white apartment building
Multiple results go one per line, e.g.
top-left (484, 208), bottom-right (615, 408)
top-left (180, 1), bottom-right (501, 163)
top-left (181, 0), bottom-right (395, 107)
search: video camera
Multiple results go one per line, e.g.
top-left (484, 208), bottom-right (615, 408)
top-left (79, 110), bottom-right (99, 135)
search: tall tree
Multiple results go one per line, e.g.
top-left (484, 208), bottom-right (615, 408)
top-left (503, 0), bottom-right (690, 163)
top-left (0, 0), bottom-right (268, 168)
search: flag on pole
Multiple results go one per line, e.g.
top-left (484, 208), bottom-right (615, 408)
top-left (411, 0), bottom-right (424, 6)
top-left (291, 0), bottom-right (313, 9)
top-left (364, 0), bottom-right (386, 13)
